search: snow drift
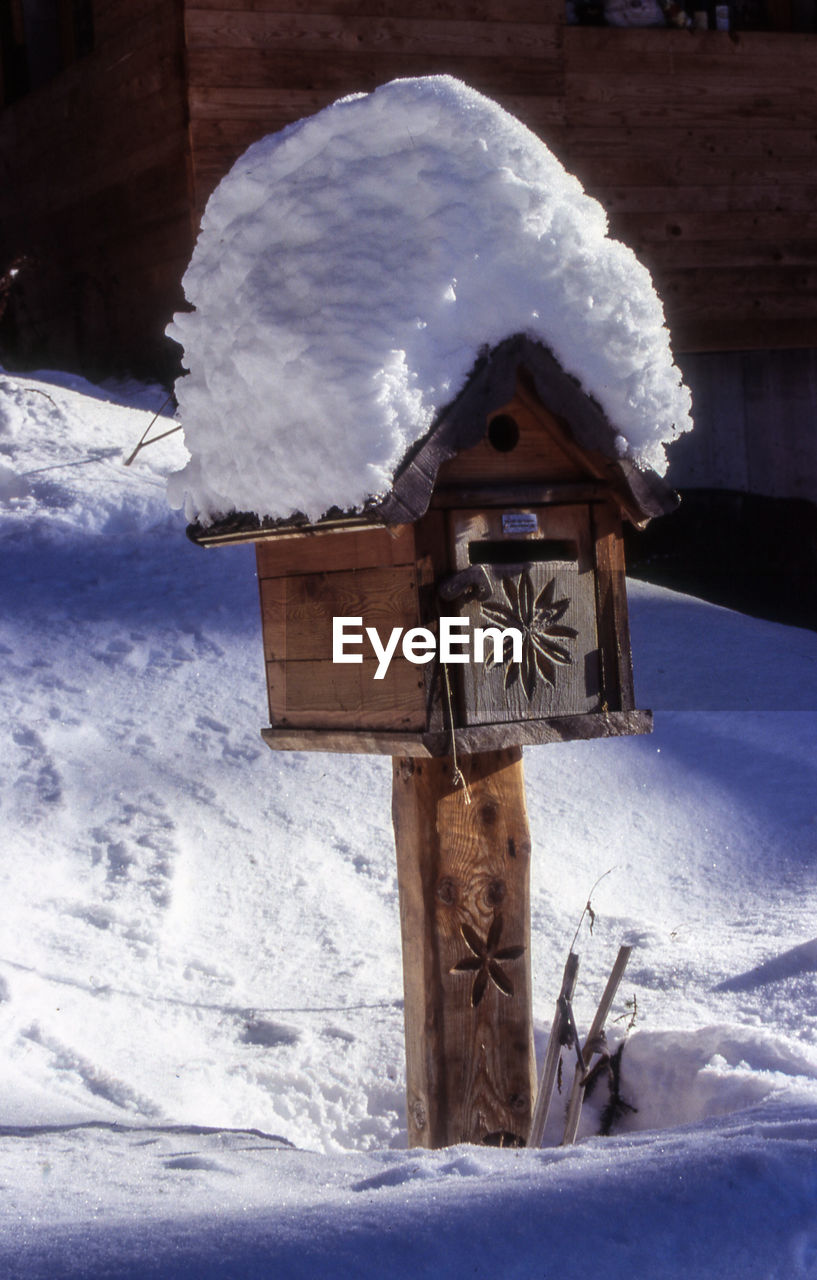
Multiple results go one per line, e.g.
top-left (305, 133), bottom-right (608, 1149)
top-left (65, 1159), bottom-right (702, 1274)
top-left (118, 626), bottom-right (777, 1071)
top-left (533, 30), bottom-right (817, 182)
top-left (168, 76), bottom-right (693, 525)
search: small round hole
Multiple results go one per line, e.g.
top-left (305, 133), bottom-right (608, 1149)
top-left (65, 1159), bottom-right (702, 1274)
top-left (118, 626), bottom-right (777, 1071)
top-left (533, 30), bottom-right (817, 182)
top-left (487, 414), bottom-right (520, 453)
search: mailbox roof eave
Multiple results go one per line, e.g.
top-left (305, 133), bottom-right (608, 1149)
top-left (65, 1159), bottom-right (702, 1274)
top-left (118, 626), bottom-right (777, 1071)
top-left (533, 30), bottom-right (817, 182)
top-left (374, 334), bottom-right (680, 528)
top-left (187, 335), bottom-right (680, 546)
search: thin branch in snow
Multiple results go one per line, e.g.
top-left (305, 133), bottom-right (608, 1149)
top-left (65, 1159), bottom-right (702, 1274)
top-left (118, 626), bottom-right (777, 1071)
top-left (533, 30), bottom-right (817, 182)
top-left (124, 395), bottom-right (178, 466)
top-left (569, 866), bottom-right (617, 952)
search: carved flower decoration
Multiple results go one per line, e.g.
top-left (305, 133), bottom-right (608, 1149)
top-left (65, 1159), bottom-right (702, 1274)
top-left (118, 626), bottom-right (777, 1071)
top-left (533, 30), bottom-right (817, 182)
top-left (481, 570), bottom-right (577, 700)
top-left (450, 915), bottom-right (525, 1008)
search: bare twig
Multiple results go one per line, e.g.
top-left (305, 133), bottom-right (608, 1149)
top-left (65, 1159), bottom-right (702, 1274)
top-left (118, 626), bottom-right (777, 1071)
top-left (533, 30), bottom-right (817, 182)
top-left (613, 994), bottom-right (638, 1031)
top-left (569, 867), bottom-right (617, 953)
top-left (22, 386), bottom-right (59, 410)
top-left (123, 395), bottom-right (177, 466)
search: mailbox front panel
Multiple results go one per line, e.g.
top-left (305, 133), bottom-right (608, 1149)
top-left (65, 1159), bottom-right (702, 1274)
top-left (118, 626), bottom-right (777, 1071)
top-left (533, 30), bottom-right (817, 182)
top-left (448, 505), bottom-right (602, 726)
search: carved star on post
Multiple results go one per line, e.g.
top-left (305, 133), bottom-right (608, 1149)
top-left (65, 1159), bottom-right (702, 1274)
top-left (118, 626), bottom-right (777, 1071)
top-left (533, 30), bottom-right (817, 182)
top-left (450, 914), bottom-right (526, 1008)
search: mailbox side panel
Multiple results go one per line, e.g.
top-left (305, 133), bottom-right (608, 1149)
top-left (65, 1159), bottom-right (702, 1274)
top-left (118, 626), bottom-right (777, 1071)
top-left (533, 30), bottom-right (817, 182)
top-left (255, 526), bottom-right (426, 732)
top-left (591, 503), bottom-right (636, 712)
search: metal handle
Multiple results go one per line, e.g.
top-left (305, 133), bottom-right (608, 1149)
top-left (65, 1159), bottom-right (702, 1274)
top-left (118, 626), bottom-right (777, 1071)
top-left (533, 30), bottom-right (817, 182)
top-left (437, 565), bottom-right (492, 605)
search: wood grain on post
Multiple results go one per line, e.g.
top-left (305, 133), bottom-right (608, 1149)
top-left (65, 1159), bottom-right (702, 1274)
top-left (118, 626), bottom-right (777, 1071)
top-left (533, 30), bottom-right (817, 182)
top-left (392, 747), bottom-right (536, 1148)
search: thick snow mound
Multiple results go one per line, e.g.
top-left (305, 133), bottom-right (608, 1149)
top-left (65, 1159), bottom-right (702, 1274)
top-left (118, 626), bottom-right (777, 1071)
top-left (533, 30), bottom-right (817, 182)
top-left (168, 76), bottom-right (692, 525)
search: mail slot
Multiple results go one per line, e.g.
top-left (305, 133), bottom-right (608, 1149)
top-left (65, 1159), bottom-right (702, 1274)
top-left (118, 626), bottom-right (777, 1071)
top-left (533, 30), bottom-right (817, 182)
top-left (469, 539), bottom-right (579, 565)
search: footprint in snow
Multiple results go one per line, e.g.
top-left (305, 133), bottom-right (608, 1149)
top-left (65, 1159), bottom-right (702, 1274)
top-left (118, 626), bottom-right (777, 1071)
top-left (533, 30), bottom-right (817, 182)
top-left (190, 714), bottom-right (261, 765)
top-left (240, 1018), bottom-right (300, 1048)
top-left (21, 1023), bottom-right (161, 1118)
top-left (183, 958), bottom-right (235, 986)
top-left (89, 792), bottom-right (178, 909)
top-left (351, 1162), bottom-right (433, 1193)
top-left (196, 714), bottom-right (230, 735)
top-left (11, 725), bottom-right (62, 809)
top-left (163, 1155), bottom-right (236, 1174)
top-left (91, 638), bottom-right (135, 667)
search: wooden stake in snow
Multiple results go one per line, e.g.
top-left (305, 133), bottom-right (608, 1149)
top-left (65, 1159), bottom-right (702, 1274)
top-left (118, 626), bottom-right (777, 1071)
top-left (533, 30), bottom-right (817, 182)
top-left (561, 944), bottom-right (632, 1146)
top-left (527, 951), bottom-right (580, 1148)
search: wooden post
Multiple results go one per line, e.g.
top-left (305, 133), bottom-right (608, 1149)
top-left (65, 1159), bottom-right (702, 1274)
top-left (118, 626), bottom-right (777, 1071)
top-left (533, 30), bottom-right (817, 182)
top-left (392, 746), bottom-right (536, 1148)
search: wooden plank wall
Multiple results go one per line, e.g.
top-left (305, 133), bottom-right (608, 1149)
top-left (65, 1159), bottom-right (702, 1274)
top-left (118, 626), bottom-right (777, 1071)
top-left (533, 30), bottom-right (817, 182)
top-left (667, 348), bottom-right (817, 499)
top-left (183, 3), bottom-right (817, 354)
top-left (182, 0), bottom-right (566, 218)
top-left (0, 0), bottom-right (193, 377)
top-left (561, 28), bottom-right (817, 351)
top-left (3, 2), bottom-right (815, 371)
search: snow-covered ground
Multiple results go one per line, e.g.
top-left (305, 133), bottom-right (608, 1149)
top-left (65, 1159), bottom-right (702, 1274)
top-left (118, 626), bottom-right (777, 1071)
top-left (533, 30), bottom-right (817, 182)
top-left (1, 369), bottom-right (816, 1277)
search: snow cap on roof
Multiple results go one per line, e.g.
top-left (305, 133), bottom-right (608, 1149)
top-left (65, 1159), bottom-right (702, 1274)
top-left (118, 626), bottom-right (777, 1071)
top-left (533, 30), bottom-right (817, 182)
top-left (167, 75), bottom-right (693, 525)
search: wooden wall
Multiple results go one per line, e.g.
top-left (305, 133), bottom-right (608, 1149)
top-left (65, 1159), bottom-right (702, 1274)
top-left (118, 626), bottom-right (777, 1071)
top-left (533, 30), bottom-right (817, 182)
top-left (182, 0), bottom-right (567, 218)
top-left (183, 2), bottom-right (817, 355)
top-left (2, 0), bottom-right (815, 374)
top-left (561, 28), bottom-right (817, 353)
top-left (0, 0), bottom-right (193, 377)
top-left (668, 348), bottom-right (817, 500)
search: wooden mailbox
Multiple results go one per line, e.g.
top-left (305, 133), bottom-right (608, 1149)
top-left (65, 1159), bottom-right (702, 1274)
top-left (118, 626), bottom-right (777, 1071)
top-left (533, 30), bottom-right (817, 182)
top-left (190, 335), bottom-right (675, 756)
top-left (189, 334), bottom-right (677, 1149)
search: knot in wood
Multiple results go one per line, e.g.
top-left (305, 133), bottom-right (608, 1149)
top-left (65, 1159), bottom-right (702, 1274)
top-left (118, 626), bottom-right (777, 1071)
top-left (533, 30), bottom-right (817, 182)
top-left (506, 836), bottom-right (531, 860)
top-left (411, 1099), bottom-right (427, 1130)
top-left (479, 803), bottom-right (498, 828)
top-left (483, 878), bottom-right (506, 909)
top-left (396, 757), bottom-right (415, 781)
top-left (436, 876), bottom-right (458, 906)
